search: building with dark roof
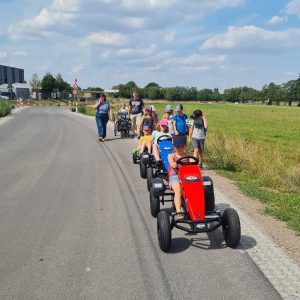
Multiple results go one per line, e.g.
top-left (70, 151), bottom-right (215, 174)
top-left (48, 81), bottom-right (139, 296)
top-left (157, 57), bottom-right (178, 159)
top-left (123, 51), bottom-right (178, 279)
top-left (0, 65), bottom-right (25, 85)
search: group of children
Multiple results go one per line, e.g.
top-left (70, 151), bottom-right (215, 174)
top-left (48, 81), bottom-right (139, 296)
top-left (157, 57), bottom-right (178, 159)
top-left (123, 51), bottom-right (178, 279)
top-left (134, 103), bottom-right (208, 169)
top-left (115, 101), bottom-right (208, 219)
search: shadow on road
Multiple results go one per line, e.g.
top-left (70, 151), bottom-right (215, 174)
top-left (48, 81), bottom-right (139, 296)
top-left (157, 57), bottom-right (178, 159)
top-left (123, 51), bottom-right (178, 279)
top-left (239, 235), bottom-right (257, 250)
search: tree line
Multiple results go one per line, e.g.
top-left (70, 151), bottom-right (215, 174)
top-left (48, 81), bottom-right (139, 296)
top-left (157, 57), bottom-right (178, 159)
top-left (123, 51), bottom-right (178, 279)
top-left (114, 76), bottom-right (300, 106)
top-left (31, 72), bottom-right (300, 106)
top-left (30, 73), bottom-right (72, 100)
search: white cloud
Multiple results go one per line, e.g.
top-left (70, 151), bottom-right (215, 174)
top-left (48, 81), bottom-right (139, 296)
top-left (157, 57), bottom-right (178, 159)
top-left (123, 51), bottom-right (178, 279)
top-left (181, 53), bottom-right (227, 64)
top-left (180, 66), bottom-right (211, 73)
top-left (286, 0), bottom-right (300, 18)
top-left (121, 0), bottom-right (174, 9)
top-left (164, 31), bottom-right (176, 42)
top-left (71, 65), bottom-right (83, 73)
top-left (12, 51), bottom-right (28, 57)
top-left (116, 44), bottom-right (156, 56)
top-left (201, 26), bottom-right (300, 50)
top-left (122, 17), bottom-right (146, 29)
top-left (198, 0), bottom-right (244, 10)
top-left (0, 50), bottom-right (27, 57)
top-left (7, 0), bottom-right (80, 40)
top-left (268, 15), bottom-right (288, 24)
top-left (38, 62), bottom-right (51, 71)
top-left (166, 54), bottom-right (227, 65)
top-left (82, 32), bottom-right (128, 47)
top-left (0, 51), bottom-right (8, 58)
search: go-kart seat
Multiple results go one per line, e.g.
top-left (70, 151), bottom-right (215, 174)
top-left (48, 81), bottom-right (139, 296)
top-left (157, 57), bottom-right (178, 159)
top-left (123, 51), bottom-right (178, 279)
top-left (158, 139), bottom-right (174, 171)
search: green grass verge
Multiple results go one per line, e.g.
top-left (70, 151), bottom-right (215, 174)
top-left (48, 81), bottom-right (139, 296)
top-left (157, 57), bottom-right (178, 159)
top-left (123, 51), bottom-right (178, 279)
top-left (239, 183), bottom-right (300, 234)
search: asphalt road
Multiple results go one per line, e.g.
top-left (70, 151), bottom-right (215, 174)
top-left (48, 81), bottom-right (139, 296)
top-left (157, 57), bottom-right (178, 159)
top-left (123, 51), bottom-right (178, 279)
top-left (0, 107), bottom-right (281, 300)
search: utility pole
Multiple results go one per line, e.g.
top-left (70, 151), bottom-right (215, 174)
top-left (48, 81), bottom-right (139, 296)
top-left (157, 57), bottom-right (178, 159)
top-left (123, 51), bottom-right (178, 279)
top-left (7, 83), bottom-right (13, 100)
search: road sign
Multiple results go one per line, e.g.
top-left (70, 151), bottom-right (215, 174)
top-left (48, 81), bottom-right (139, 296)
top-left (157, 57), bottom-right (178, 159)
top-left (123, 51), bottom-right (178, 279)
top-left (72, 89), bottom-right (78, 95)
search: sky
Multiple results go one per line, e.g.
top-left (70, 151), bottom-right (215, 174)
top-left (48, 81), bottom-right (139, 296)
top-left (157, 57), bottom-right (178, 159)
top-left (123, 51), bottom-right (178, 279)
top-left (0, 0), bottom-right (300, 91)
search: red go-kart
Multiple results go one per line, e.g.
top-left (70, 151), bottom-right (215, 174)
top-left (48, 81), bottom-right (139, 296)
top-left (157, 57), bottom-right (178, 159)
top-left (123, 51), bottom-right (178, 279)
top-left (155, 155), bottom-right (241, 252)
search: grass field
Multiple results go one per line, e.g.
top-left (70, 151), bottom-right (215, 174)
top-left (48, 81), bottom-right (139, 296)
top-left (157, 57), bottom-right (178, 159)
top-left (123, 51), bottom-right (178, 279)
top-left (84, 101), bottom-right (300, 233)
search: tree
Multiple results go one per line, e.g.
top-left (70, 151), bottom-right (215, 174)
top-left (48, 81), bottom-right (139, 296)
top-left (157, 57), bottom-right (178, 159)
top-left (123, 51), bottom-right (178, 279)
top-left (29, 73), bottom-right (41, 99)
top-left (223, 88), bottom-right (241, 102)
top-left (212, 88), bottom-right (222, 101)
top-left (144, 82), bottom-right (160, 89)
top-left (197, 89), bottom-right (212, 101)
top-left (41, 73), bottom-right (56, 99)
top-left (261, 82), bottom-right (282, 105)
top-left (86, 87), bottom-right (104, 91)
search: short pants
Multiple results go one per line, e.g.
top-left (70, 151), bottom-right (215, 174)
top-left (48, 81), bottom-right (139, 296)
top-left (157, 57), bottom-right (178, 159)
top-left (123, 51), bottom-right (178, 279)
top-left (192, 138), bottom-right (205, 151)
top-left (130, 113), bottom-right (142, 128)
top-left (169, 175), bottom-right (179, 188)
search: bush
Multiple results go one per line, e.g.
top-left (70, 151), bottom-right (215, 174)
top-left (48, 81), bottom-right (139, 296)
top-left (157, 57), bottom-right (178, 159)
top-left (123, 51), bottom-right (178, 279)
top-left (78, 103), bottom-right (86, 114)
top-left (0, 100), bottom-right (12, 117)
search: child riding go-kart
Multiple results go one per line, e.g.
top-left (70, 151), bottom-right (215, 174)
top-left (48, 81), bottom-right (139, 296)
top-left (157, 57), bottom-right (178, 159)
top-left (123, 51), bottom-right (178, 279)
top-left (114, 111), bottom-right (131, 138)
top-left (140, 119), bottom-right (172, 182)
top-left (149, 134), bottom-right (241, 252)
top-left (131, 125), bottom-right (152, 171)
top-left (153, 154), bottom-right (241, 252)
top-left (145, 134), bottom-right (173, 190)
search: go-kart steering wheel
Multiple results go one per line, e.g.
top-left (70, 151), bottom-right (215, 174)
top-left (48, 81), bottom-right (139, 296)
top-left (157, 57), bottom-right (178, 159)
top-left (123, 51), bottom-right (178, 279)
top-left (176, 155), bottom-right (199, 166)
top-left (157, 135), bottom-right (172, 145)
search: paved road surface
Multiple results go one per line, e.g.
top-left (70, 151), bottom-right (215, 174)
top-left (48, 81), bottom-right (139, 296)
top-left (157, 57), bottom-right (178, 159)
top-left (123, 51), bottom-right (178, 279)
top-left (0, 108), bottom-right (282, 299)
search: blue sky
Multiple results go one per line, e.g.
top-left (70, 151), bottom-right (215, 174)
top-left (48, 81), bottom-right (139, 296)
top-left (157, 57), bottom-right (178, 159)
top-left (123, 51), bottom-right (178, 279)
top-left (0, 0), bottom-right (299, 90)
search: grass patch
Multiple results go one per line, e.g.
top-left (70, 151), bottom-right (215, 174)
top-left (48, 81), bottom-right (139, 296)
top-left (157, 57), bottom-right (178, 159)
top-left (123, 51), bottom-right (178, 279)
top-left (0, 100), bottom-right (12, 117)
top-left (239, 183), bottom-right (300, 234)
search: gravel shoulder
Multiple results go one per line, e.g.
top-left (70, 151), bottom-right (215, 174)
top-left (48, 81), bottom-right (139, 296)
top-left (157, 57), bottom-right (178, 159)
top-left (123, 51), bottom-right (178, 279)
top-left (203, 167), bottom-right (300, 266)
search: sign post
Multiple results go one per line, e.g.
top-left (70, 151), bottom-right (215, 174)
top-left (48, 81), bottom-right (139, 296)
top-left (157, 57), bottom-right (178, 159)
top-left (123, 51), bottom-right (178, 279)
top-left (72, 79), bottom-right (78, 112)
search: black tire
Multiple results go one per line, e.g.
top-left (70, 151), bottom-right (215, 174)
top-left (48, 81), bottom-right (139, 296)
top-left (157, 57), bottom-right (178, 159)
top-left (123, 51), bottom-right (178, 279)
top-left (157, 210), bottom-right (171, 252)
top-left (140, 160), bottom-right (147, 178)
top-left (133, 152), bottom-right (138, 164)
top-left (146, 167), bottom-right (154, 191)
top-left (203, 176), bottom-right (215, 212)
top-left (222, 208), bottom-right (241, 248)
top-left (150, 187), bottom-right (160, 218)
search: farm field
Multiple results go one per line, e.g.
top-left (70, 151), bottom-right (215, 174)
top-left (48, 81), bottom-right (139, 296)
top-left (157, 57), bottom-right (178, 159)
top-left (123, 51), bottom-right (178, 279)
top-left (84, 102), bottom-right (300, 233)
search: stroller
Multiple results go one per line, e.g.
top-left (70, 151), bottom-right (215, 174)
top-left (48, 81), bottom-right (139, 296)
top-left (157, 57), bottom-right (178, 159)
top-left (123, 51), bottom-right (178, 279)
top-left (114, 112), bottom-right (131, 138)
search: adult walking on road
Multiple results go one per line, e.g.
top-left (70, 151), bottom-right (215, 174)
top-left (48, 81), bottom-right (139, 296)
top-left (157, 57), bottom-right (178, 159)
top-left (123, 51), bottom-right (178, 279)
top-left (94, 94), bottom-right (112, 142)
top-left (128, 91), bottom-right (144, 138)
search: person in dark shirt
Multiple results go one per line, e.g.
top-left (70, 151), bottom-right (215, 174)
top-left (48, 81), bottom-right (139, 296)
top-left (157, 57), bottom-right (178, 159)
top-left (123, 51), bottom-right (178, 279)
top-left (128, 92), bottom-right (144, 138)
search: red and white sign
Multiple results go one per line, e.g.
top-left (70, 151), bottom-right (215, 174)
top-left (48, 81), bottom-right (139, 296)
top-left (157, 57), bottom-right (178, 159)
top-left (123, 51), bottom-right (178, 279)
top-left (72, 89), bottom-right (78, 95)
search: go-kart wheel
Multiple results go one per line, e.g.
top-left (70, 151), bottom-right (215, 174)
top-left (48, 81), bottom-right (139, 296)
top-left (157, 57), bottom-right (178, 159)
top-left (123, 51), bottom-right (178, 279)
top-left (146, 167), bottom-right (154, 191)
top-left (157, 210), bottom-right (172, 252)
top-left (133, 152), bottom-right (138, 164)
top-left (150, 187), bottom-right (160, 218)
top-left (222, 208), bottom-right (241, 248)
top-left (140, 160), bottom-right (147, 178)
